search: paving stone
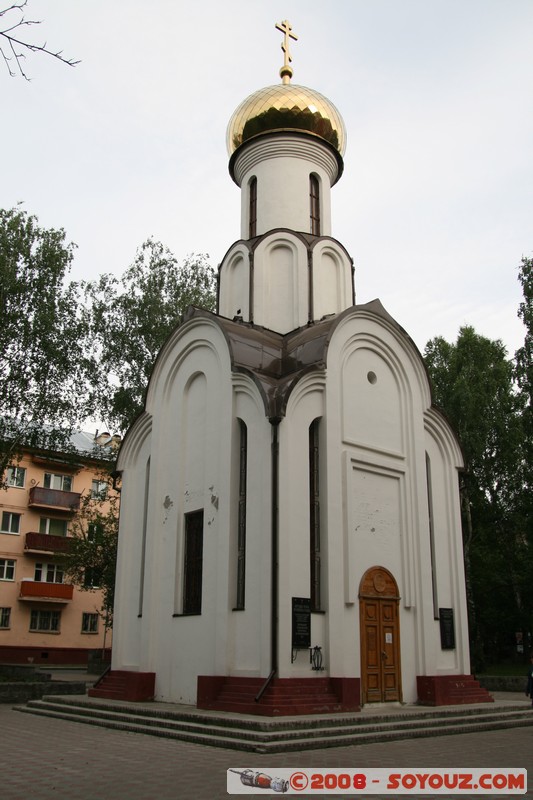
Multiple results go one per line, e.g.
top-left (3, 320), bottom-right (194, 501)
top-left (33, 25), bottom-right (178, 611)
top-left (1, 700), bottom-right (531, 800)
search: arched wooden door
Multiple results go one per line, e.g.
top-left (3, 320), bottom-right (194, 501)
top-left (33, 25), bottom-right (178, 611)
top-left (359, 567), bottom-right (402, 704)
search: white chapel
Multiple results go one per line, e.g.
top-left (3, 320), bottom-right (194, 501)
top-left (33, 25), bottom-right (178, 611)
top-left (99, 22), bottom-right (492, 713)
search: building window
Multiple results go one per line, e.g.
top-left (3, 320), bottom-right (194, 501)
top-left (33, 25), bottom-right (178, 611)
top-left (310, 174), bottom-right (320, 235)
top-left (183, 510), bottom-right (204, 615)
top-left (34, 562), bottom-right (63, 583)
top-left (87, 523), bottom-right (103, 542)
top-left (81, 612), bottom-right (99, 633)
top-left (0, 559), bottom-right (15, 581)
top-left (426, 453), bottom-right (439, 619)
top-left (1, 511), bottom-right (21, 534)
top-left (84, 567), bottom-right (101, 588)
top-left (30, 609), bottom-right (60, 632)
top-left (7, 466), bottom-right (26, 488)
top-left (249, 176), bottom-right (257, 238)
top-left (0, 607), bottom-right (11, 629)
top-left (139, 456), bottom-right (151, 618)
top-left (44, 472), bottom-right (73, 492)
top-left (91, 480), bottom-right (108, 500)
top-left (39, 518), bottom-right (68, 537)
top-left (235, 420), bottom-right (247, 610)
top-left (309, 418), bottom-right (322, 611)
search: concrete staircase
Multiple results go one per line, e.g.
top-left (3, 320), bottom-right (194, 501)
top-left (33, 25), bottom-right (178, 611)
top-left (15, 695), bottom-right (533, 753)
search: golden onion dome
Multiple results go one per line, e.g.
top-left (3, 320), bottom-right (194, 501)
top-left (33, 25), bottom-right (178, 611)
top-left (227, 82), bottom-right (347, 157)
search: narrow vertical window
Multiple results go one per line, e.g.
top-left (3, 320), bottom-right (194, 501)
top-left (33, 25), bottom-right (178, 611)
top-left (310, 174), bottom-right (320, 236)
top-left (138, 457), bottom-right (150, 617)
top-left (249, 176), bottom-right (257, 238)
top-left (426, 453), bottom-right (439, 619)
top-left (235, 420), bottom-right (247, 609)
top-left (309, 418), bottom-right (321, 611)
top-left (183, 510), bottom-right (204, 614)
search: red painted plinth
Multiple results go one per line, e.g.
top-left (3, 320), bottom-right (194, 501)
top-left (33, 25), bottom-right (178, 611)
top-left (417, 674), bottom-right (493, 706)
top-left (89, 670), bottom-right (156, 702)
top-left (197, 675), bottom-right (360, 716)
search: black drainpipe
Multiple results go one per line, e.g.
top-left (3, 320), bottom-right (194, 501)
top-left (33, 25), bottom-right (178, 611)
top-left (255, 415), bottom-right (281, 702)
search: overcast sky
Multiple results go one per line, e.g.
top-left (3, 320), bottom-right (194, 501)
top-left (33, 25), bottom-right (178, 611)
top-left (3, 0), bottom-right (532, 357)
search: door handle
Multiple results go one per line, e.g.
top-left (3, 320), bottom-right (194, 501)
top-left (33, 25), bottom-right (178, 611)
top-left (381, 650), bottom-right (387, 661)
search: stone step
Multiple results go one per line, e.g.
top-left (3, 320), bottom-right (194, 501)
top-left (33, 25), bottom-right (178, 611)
top-left (30, 693), bottom-right (527, 726)
top-left (16, 696), bottom-right (533, 753)
top-left (23, 693), bottom-right (530, 729)
top-left (207, 700), bottom-right (344, 716)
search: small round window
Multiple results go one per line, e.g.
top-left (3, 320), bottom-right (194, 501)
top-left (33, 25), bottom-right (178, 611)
top-left (367, 371), bottom-right (377, 385)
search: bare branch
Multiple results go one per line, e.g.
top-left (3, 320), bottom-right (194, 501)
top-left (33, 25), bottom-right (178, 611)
top-left (0, 1), bottom-right (79, 79)
top-left (0, 2), bottom-right (29, 19)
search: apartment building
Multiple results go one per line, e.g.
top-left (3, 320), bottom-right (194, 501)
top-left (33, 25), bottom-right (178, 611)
top-left (0, 431), bottom-right (118, 665)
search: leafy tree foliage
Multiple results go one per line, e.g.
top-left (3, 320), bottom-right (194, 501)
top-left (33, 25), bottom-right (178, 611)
top-left (1, 206), bottom-right (215, 619)
top-left (0, 206), bottom-right (92, 486)
top-left (515, 256), bottom-right (532, 501)
top-left (83, 239), bottom-right (216, 434)
top-left (1, 208), bottom-right (217, 480)
top-left (60, 470), bottom-right (119, 623)
top-left (1, 1), bottom-right (79, 79)
top-left (424, 325), bottom-right (529, 669)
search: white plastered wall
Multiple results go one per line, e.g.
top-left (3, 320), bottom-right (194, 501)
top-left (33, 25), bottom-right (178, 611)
top-left (113, 412), bottom-right (153, 672)
top-left (321, 308), bottom-right (456, 703)
top-left (218, 242), bottom-right (250, 321)
top-left (277, 372), bottom-right (326, 678)
top-left (232, 136), bottom-right (337, 238)
top-left (311, 240), bottom-right (353, 320)
top-left (252, 233), bottom-right (309, 333)
top-left (226, 374), bottom-right (273, 678)
top-left (114, 317), bottom-right (277, 702)
top-left (423, 408), bottom-right (469, 675)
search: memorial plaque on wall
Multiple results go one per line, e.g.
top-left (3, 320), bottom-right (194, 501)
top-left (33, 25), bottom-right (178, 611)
top-left (292, 597), bottom-right (311, 650)
top-left (439, 608), bottom-right (455, 650)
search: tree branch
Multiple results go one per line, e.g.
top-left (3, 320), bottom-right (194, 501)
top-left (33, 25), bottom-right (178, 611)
top-left (0, 1), bottom-right (79, 79)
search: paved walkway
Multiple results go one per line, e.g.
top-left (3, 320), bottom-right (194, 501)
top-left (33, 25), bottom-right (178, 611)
top-left (1, 696), bottom-right (531, 800)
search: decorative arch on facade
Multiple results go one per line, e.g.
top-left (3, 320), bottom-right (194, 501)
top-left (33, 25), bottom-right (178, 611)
top-left (359, 566), bottom-right (400, 599)
top-left (311, 243), bottom-right (351, 320)
top-left (116, 411), bottom-right (152, 472)
top-left (218, 244), bottom-right (250, 321)
top-left (252, 234), bottom-right (308, 333)
top-left (143, 316), bottom-right (230, 414)
top-left (327, 304), bottom-right (432, 413)
top-left (338, 333), bottom-right (409, 457)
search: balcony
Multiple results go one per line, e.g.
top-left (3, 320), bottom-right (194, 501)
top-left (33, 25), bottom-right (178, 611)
top-left (28, 486), bottom-right (81, 512)
top-left (19, 581), bottom-right (74, 603)
top-left (24, 532), bottom-right (72, 555)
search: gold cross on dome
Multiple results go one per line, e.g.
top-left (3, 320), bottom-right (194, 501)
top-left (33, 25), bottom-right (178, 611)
top-left (275, 19), bottom-right (298, 83)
